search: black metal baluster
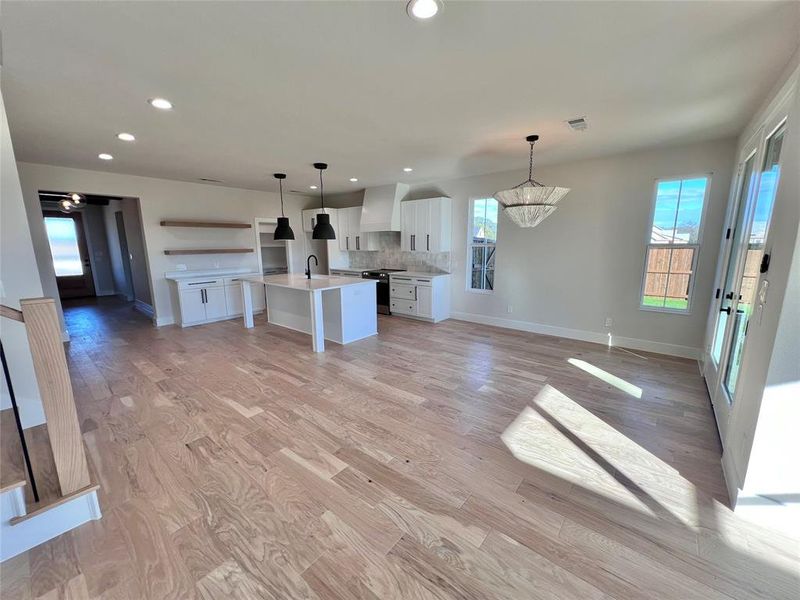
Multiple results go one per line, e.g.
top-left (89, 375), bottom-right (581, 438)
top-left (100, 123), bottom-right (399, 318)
top-left (0, 341), bottom-right (39, 502)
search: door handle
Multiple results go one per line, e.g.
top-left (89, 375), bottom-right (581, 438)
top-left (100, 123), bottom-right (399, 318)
top-left (411, 234), bottom-right (415, 251)
top-left (720, 306), bottom-right (731, 315)
top-left (356, 236), bottom-right (360, 250)
top-left (346, 237), bottom-right (349, 250)
top-left (426, 234), bottom-right (430, 251)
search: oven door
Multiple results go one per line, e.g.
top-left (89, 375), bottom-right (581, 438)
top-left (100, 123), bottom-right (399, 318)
top-left (375, 280), bottom-right (391, 314)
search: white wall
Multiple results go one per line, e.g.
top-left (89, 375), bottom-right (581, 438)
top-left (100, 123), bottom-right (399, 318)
top-left (407, 138), bottom-right (737, 357)
top-left (0, 86), bottom-right (46, 427)
top-left (16, 162), bottom-right (315, 328)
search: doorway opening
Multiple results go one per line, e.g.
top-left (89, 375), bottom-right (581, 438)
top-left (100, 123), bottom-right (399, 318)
top-left (38, 191), bottom-right (152, 317)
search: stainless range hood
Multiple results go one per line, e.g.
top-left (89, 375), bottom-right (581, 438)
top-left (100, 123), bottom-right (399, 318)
top-left (359, 183), bottom-right (410, 232)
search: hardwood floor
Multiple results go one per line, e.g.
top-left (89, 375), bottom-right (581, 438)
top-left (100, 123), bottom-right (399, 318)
top-left (2, 296), bottom-right (798, 599)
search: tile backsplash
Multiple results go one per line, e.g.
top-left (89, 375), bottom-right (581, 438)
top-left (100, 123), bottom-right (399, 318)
top-left (347, 232), bottom-right (451, 273)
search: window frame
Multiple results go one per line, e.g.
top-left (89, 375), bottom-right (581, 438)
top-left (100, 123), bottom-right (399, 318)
top-left (466, 197), bottom-right (499, 294)
top-left (639, 174), bottom-right (712, 315)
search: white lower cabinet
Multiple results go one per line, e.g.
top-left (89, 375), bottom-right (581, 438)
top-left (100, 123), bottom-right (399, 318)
top-left (168, 273), bottom-right (264, 327)
top-left (180, 288), bottom-right (207, 325)
top-left (416, 285), bottom-right (433, 318)
top-left (224, 283), bottom-right (243, 316)
top-left (203, 286), bottom-right (228, 321)
top-left (389, 274), bottom-right (450, 322)
top-left (223, 276), bottom-right (266, 316)
top-left (390, 299), bottom-right (417, 316)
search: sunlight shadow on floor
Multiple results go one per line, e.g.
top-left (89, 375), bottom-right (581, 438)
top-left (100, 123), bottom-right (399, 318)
top-left (567, 358), bottom-right (642, 398)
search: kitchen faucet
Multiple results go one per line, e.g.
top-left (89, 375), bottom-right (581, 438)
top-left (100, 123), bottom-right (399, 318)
top-left (305, 254), bottom-right (318, 279)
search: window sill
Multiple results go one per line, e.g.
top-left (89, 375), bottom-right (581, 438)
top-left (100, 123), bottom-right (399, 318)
top-left (639, 304), bottom-right (692, 316)
top-left (466, 288), bottom-right (495, 295)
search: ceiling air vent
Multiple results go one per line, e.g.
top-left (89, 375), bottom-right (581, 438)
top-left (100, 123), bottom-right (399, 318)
top-left (566, 117), bottom-right (588, 132)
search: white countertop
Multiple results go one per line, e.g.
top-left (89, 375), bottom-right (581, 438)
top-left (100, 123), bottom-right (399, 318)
top-left (165, 268), bottom-right (259, 281)
top-left (329, 267), bottom-right (371, 273)
top-left (389, 271), bottom-right (450, 278)
top-left (244, 273), bottom-right (377, 292)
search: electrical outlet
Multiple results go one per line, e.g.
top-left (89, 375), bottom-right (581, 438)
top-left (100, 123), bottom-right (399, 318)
top-left (507, 305), bottom-right (513, 314)
top-left (605, 317), bottom-right (613, 327)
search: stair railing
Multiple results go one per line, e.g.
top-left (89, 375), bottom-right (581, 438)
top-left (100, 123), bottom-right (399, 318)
top-left (0, 298), bottom-right (90, 498)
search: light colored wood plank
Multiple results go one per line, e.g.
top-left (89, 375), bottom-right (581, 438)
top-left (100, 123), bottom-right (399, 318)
top-left (0, 303), bottom-right (24, 322)
top-left (19, 297), bottom-right (90, 495)
top-left (12, 297), bottom-right (797, 600)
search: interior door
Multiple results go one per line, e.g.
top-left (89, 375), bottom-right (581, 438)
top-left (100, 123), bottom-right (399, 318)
top-left (705, 118), bottom-right (787, 438)
top-left (43, 212), bottom-right (96, 299)
top-left (115, 211), bottom-right (135, 301)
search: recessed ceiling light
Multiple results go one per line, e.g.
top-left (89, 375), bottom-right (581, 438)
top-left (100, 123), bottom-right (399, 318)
top-left (70, 193), bottom-right (82, 202)
top-left (98, 153), bottom-right (113, 160)
top-left (309, 185), bottom-right (318, 190)
top-left (117, 132), bottom-right (135, 142)
top-left (349, 178), bottom-right (358, 182)
top-left (148, 97), bottom-right (173, 110)
top-left (403, 167), bottom-right (413, 172)
top-left (407, 0), bottom-right (441, 20)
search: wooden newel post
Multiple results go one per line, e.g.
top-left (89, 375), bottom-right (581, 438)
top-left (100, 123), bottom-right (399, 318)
top-left (19, 298), bottom-right (90, 495)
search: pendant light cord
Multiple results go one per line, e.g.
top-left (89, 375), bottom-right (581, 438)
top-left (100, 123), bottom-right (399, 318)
top-left (319, 169), bottom-right (325, 209)
top-left (279, 178), bottom-right (285, 217)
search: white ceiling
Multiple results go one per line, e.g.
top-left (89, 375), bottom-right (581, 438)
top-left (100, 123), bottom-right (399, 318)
top-left (2, 1), bottom-right (799, 193)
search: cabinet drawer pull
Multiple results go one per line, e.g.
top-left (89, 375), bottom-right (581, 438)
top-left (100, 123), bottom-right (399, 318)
top-left (188, 281), bottom-right (216, 286)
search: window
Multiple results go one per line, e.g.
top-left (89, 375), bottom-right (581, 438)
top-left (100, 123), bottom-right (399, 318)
top-left (640, 176), bottom-right (709, 312)
top-left (44, 216), bottom-right (83, 276)
top-left (468, 198), bottom-right (498, 292)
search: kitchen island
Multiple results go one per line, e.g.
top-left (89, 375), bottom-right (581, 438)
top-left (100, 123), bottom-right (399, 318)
top-left (241, 274), bottom-right (377, 352)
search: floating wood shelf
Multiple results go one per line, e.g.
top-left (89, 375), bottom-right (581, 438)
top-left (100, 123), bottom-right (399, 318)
top-left (160, 220), bottom-right (252, 229)
top-left (163, 248), bottom-right (254, 255)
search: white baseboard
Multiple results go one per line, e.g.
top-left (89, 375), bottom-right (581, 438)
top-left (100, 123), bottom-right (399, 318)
top-left (450, 311), bottom-right (700, 360)
top-left (96, 290), bottom-right (116, 297)
top-left (155, 316), bottom-right (175, 327)
top-left (133, 300), bottom-right (154, 318)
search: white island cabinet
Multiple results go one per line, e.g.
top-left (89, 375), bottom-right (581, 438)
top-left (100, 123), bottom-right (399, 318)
top-left (242, 274), bottom-right (377, 352)
top-left (167, 271), bottom-right (265, 327)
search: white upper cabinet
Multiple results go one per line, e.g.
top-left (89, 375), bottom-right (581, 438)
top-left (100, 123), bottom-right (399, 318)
top-left (360, 183), bottom-right (409, 232)
top-left (338, 206), bottom-right (375, 251)
top-left (400, 197), bottom-right (451, 252)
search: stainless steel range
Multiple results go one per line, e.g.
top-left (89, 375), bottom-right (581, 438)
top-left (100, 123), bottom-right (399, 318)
top-left (361, 269), bottom-right (406, 314)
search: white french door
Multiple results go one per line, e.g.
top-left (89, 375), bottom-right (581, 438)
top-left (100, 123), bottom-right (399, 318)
top-left (704, 113), bottom-right (789, 440)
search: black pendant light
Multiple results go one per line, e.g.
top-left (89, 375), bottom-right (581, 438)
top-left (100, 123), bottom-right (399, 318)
top-left (311, 162), bottom-right (336, 240)
top-left (273, 173), bottom-right (295, 240)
